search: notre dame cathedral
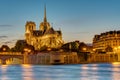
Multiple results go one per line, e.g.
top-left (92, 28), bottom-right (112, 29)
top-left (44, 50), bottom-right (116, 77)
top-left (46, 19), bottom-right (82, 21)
top-left (25, 6), bottom-right (64, 50)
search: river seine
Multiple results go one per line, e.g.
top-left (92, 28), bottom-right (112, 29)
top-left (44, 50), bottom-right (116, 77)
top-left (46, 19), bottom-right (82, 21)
top-left (0, 63), bottom-right (120, 80)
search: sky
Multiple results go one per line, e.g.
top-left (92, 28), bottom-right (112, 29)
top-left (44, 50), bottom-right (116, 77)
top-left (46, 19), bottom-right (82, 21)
top-left (0, 0), bottom-right (120, 47)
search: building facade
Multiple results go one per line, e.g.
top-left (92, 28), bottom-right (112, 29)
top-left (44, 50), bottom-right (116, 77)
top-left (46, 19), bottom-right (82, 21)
top-left (27, 51), bottom-right (78, 65)
top-left (93, 30), bottom-right (120, 52)
top-left (87, 52), bottom-right (120, 62)
top-left (25, 6), bottom-right (63, 50)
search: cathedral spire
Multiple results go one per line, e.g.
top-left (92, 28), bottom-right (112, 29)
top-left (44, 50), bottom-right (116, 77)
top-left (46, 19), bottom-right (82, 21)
top-left (44, 4), bottom-right (47, 22)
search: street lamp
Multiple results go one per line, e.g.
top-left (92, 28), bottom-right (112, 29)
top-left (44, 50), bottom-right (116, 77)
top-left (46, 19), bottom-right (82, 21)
top-left (24, 48), bottom-right (31, 54)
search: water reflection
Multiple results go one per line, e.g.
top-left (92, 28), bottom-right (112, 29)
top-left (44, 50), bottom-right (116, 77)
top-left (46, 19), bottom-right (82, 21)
top-left (0, 65), bottom-right (8, 80)
top-left (0, 58), bottom-right (22, 65)
top-left (80, 64), bottom-right (100, 80)
top-left (111, 62), bottom-right (120, 80)
top-left (22, 65), bottom-right (34, 80)
top-left (0, 63), bottom-right (120, 80)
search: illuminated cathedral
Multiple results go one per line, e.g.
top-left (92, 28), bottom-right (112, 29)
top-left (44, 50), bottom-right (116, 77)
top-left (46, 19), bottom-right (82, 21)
top-left (25, 6), bottom-right (64, 50)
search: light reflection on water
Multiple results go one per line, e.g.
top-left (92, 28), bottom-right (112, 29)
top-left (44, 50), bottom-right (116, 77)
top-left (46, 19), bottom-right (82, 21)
top-left (0, 63), bottom-right (120, 80)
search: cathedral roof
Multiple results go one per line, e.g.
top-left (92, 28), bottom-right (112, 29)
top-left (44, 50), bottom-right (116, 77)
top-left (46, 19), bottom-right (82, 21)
top-left (56, 31), bottom-right (62, 35)
top-left (32, 30), bottom-right (43, 37)
top-left (44, 27), bottom-right (55, 34)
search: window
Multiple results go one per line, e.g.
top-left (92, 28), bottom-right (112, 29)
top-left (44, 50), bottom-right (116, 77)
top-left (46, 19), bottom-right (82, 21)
top-left (54, 60), bottom-right (60, 63)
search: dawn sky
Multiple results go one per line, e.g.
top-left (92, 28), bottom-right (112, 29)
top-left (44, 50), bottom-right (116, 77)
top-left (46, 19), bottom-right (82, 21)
top-left (0, 0), bottom-right (120, 47)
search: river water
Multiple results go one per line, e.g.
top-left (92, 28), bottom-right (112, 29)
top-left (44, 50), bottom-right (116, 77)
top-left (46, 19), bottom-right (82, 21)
top-left (0, 63), bottom-right (120, 80)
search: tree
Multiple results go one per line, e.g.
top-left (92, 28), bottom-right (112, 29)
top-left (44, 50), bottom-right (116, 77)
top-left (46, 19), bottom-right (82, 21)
top-left (24, 44), bottom-right (35, 51)
top-left (61, 43), bottom-right (69, 51)
top-left (71, 42), bottom-right (79, 52)
top-left (12, 40), bottom-right (28, 52)
top-left (0, 45), bottom-right (10, 52)
top-left (79, 42), bottom-right (87, 52)
top-left (61, 41), bottom-right (80, 52)
top-left (11, 40), bottom-right (35, 53)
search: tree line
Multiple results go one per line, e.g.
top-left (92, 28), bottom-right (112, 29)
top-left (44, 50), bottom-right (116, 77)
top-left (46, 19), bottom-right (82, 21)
top-left (0, 40), bottom-right (34, 52)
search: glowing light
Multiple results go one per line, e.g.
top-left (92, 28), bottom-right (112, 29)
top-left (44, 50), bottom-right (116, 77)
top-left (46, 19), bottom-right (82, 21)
top-left (28, 49), bottom-right (31, 53)
top-left (47, 48), bottom-right (51, 51)
top-left (24, 48), bottom-right (28, 52)
top-left (112, 62), bottom-right (120, 65)
top-left (114, 47), bottom-right (117, 50)
top-left (118, 46), bottom-right (120, 49)
top-left (83, 48), bottom-right (87, 51)
top-left (3, 48), bottom-right (6, 51)
top-left (22, 64), bottom-right (32, 68)
top-left (93, 49), bottom-right (96, 51)
top-left (24, 48), bottom-right (31, 53)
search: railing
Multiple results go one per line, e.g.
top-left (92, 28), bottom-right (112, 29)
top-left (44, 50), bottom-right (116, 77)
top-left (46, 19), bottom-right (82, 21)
top-left (0, 52), bottom-right (22, 55)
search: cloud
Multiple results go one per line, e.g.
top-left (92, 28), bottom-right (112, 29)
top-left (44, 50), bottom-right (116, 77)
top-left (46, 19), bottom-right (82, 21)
top-left (4, 41), bottom-right (12, 44)
top-left (0, 39), bottom-right (17, 47)
top-left (2, 39), bottom-right (17, 43)
top-left (0, 36), bottom-right (8, 39)
top-left (0, 25), bottom-right (13, 27)
top-left (64, 31), bottom-right (91, 35)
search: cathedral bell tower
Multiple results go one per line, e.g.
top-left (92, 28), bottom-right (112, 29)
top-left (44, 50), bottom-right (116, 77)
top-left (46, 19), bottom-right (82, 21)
top-left (39, 5), bottom-right (50, 32)
top-left (25, 21), bottom-right (36, 43)
top-left (25, 21), bottom-right (36, 33)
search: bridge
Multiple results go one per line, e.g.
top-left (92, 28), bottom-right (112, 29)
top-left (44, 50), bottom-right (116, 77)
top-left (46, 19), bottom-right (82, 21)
top-left (0, 52), bottom-right (26, 64)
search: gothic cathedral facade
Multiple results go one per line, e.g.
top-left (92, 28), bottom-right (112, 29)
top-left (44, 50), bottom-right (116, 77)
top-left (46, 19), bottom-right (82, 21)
top-left (25, 6), bottom-right (64, 50)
